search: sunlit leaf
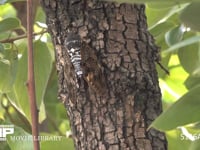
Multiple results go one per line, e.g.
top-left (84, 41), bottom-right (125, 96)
top-left (146, 5), bottom-right (178, 29)
top-left (160, 59), bottom-right (188, 103)
top-left (35, 6), bottom-right (46, 24)
top-left (150, 85), bottom-right (200, 131)
top-left (7, 41), bottom-right (53, 124)
top-left (0, 3), bottom-right (17, 20)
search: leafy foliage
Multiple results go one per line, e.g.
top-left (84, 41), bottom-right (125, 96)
top-left (7, 126), bottom-right (34, 150)
top-left (0, 3), bottom-right (73, 150)
top-left (1, 0), bottom-right (200, 150)
top-left (145, 1), bottom-right (200, 150)
top-left (0, 18), bottom-right (20, 33)
top-left (150, 85), bottom-right (200, 130)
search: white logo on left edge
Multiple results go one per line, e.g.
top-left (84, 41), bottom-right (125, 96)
top-left (0, 125), bottom-right (14, 141)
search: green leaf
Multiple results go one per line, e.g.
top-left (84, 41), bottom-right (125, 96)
top-left (180, 2), bottom-right (200, 31)
top-left (147, 2), bottom-right (176, 9)
top-left (35, 6), bottom-right (46, 24)
top-left (34, 41), bottom-right (53, 114)
top-left (148, 3), bottom-right (187, 29)
top-left (166, 129), bottom-right (191, 150)
top-left (184, 75), bottom-right (200, 90)
top-left (0, 18), bottom-right (20, 33)
top-left (0, 43), bottom-right (4, 51)
top-left (165, 26), bottom-right (184, 46)
top-left (7, 41), bottom-right (53, 124)
top-left (0, 141), bottom-right (10, 150)
top-left (0, 4), bottom-right (17, 20)
top-left (160, 55), bottom-right (188, 103)
top-left (162, 35), bottom-right (200, 55)
top-left (0, 48), bottom-right (18, 93)
top-left (189, 140), bottom-right (200, 150)
top-left (7, 126), bottom-right (33, 150)
top-left (41, 137), bottom-right (74, 150)
top-left (149, 22), bottom-right (174, 38)
top-left (178, 42), bottom-right (200, 75)
top-left (150, 85), bottom-right (200, 131)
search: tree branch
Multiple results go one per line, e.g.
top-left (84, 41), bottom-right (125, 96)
top-left (27, 0), bottom-right (40, 149)
top-left (0, 30), bottom-right (47, 43)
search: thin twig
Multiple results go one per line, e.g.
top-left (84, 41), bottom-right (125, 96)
top-left (156, 61), bottom-right (170, 75)
top-left (27, 0), bottom-right (40, 149)
top-left (0, 30), bottom-right (47, 43)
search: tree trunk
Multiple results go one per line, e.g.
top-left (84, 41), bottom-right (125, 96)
top-left (41, 0), bottom-right (167, 149)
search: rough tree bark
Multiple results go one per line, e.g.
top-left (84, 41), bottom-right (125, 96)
top-left (41, 0), bottom-right (167, 149)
